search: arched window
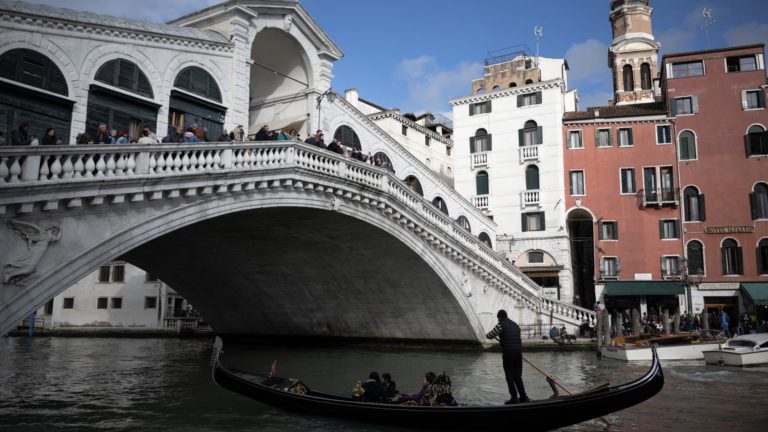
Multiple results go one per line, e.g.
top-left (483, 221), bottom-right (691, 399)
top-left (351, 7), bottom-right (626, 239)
top-left (174, 67), bottom-right (221, 102)
top-left (640, 63), bottom-right (652, 90)
top-left (721, 238), bottom-right (743, 275)
top-left (678, 130), bottom-right (697, 160)
top-left (684, 186), bottom-right (705, 222)
top-left (479, 232), bottom-right (493, 248)
top-left (686, 240), bottom-right (705, 276)
top-left (758, 238), bottom-right (768, 275)
top-left (521, 120), bottom-right (540, 146)
top-left (373, 152), bottom-right (394, 172)
top-left (752, 182), bottom-right (768, 220)
top-left (476, 88), bottom-right (485, 94)
top-left (623, 65), bottom-right (634, 91)
top-left (470, 128), bottom-right (491, 153)
top-left (95, 59), bottom-right (153, 98)
top-left (525, 165), bottom-right (540, 190)
top-left (333, 125), bottom-right (361, 150)
top-left (0, 48), bottom-right (68, 95)
top-left (746, 125), bottom-right (767, 156)
top-left (432, 196), bottom-right (449, 215)
top-left (476, 171), bottom-right (489, 195)
top-left (457, 216), bottom-right (471, 232)
top-left (509, 82), bottom-right (517, 88)
top-left (404, 175), bottom-right (423, 196)
top-left (525, 79), bottom-right (533, 85)
top-left (492, 85), bottom-right (501, 92)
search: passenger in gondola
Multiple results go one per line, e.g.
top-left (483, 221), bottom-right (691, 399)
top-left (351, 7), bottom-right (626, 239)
top-left (361, 371), bottom-right (386, 402)
top-left (396, 371), bottom-right (436, 405)
top-left (381, 373), bottom-right (398, 399)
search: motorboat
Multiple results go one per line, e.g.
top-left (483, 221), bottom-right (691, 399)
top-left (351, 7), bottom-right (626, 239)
top-left (211, 337), bottom-right (664, 431)
top-left (703, 333), bottom-right (768, 366)
top-left (600, 332), bottom-right (723, 361)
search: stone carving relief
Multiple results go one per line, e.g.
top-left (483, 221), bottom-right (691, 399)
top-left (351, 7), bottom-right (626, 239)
top-left (2, 220), bottom-right (61, 286)
top-left (462, 271), bottom-right (472, 297)
top-left (283, 15), bottom-right (293, 32)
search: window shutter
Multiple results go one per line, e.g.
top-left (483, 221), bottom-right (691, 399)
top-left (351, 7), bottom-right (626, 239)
top-left (736, 247), bottom-right (744, 274)
top-left (671, 100), bottom-right (678, 116)
top-left (578, 131), bottom-right (583, 147)
top-left (659, 220), bottom-right (664, 239)
top-left (594, 129), bottom-right (599, 147)
top-left (741, 90), bottom-right (749, 110)
top-left (521, 214), bottom-right (528, 232)
top-left (692, 96), bottom-right (699, 113)
top-left (615, 221), bottom-right (619, 240)
top-left (486, 100), bottom-right (492, 113)
top-left (628, 129), bottom-right (634, 146)
top-left (599, 222), bottom-right (605, 240)
top-left (660, 256), bottom-right (665, 276)
top-left (519, 129), bottom-right (524, 147)
top-left (487, 134), bottom-right (493, 151)
top-left (616, 257), bottom-right (621, 275)
top-left (721, 248), bottom-right (728, 275)
top-left (745, 134), bottom-right (752, 157)
top-left (469, 137), bottom-right (476, 153)
top-left (758, 91), bottom-right (766, 109)
top-left (536, 126), bottom-right (543, 144)
top-left (541, 212), bottom-right (546, 230)
top-left (699, 194), bottom-right (706, 221)
top-left (675, 220), bottom-right (680, 238)
top-left (758, 246), bottom-right (766, 274)
top-left (751, 192), bottom-right (757, 220)
top-left (608, 129), bottom-right (613, 146)
top-left (517, 95), bottom-right (523, 107)
top-left (535, 91), bottom-right (542, 104)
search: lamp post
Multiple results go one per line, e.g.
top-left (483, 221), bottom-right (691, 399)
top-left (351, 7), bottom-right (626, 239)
top-left (316, 88), bottom-right (336, 133)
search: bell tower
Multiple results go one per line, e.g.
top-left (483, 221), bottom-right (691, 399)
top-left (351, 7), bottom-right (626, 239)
top-left (608, 0), bottom-right (660, 105)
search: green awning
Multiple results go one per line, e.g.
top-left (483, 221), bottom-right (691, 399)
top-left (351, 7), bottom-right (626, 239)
top-left (605, 281), bottom-right (685, 296)
top-left (741, 283), bottom-right (768, 305)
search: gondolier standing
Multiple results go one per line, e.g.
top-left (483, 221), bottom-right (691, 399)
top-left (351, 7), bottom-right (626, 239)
top-left (486, 309), bottom-right (530, 404)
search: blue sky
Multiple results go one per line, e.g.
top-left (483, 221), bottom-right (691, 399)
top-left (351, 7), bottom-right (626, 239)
top-left (27, 0), bottom-right (768, 116)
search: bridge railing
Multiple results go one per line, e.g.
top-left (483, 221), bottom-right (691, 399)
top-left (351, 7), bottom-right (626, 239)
top-left (541, 297), bottom-right (595, 324)
top-left (0, 142), bottom-right (567, 306)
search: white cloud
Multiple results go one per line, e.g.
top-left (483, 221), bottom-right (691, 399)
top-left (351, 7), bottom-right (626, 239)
top-left (564, 39), bottom-right (609, 83)
top-left (724, 22), bottom-right (768, 49)
top-left (24, 0), bottom-right (219, 23)
top-left (395, 56), bottom-right (481, 114)
top-left (656, 28), bottom-right (698, 55)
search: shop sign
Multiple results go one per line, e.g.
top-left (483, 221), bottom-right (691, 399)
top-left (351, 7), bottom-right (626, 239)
top-left (542, 287), bottom-right (558, 299)
top-left (698, 282), bottom-right (740, 290)
top-left (704, 225), bottom-right (754, 234)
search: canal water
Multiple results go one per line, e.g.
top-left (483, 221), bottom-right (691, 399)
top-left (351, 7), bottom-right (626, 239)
top-left (1, 337), bottom-right (766, 431)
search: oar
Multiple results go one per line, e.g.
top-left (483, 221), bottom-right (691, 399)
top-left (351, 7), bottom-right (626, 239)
top-left (493, 337), bottom-right (611, 428)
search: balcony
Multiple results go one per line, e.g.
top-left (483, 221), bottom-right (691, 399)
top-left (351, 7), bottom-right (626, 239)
top-left (473, 194), bottom-right (489, 209)
top-left (520, 190), bottom-right (540, 207)
top-left (519, 145), bottom-right (539, 162)
top-left (637, 188), bottom-right (679, 208)
top-left (471, 152), bottom-right (489, 169)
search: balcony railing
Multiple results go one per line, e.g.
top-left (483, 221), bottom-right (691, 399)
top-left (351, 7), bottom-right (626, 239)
top-left (473, 194), bottom-right (489, 209)
top-left (520, 190), bottom-right (540, 207)
top-left (471, 152), bottom-right (489, 169)
top-left (637, 188), bottom-right (679, 208)
top-left (519, 145), bottom-right (539, 162)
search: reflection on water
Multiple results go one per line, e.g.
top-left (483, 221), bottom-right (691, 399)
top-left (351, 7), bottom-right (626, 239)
top-left (1, 337), bottom-right (766, 431)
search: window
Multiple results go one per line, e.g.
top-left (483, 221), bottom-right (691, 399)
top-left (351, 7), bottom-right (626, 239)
top-left (492, 85), bottom-right (501, 92)
top-left (404, 175), bottom-right (423, 196)
top-left (528, 251), bottom-right (544, 263)
top-left (687, 240), bottom-right (705, 276)
top-left (641, 63), bottom-right (652, 90)
top-left (678, 130), bottom-right (697, 160)
top-left (752, 183), bottom-right (768, 220)
top-left (721, 238), bottom-right (743, 275)
top-left (758, 238), bottom-right (768, 275)
top-left (742, 90), bottom-right (766, 110)
top-left (620, 168), bottom-right (636, 194)
top-left (0, 48), bottom-right (68, 96)
top-left (97, 297), bottom-right (108, 309)
top-left (432, 196), bottom-right (449, 215)
top-left (643, 166), bottom-right (675, 203)
top-left (684, 186), bottom-right (706, 222)
top-left (517, 91), bottom-right (542, 107)
top-left (333, 125), bottom-right (361, 150)
top-left (596, 129), bottom-right (612, 147)
top-left (401, 125), bottom-right (407, 136)
top-left (145, 297), bottom-right (157, 309)
top-left (479, 232), bottom-right (493, 248)
top-left (509, 82), bottom-right (517, 88)
top-left (98, 263), bottom-right (125, 283)
top-left (726, 55), bottom-right (757, 72)
top-left (674, 96), bottom-right (698, 115)
top-left (519, 120), bottom-right (541, 146)
top-left (599, 221), bottom-right (618, 240)
top-left (570, 170), bottom-right (585, 196)
top-left (618, 128), bottom-right (633, 147)
top-left (656, 125), bottom-right (672, 144)
top-left (174, 66), bottom-right (221, 102)
top-left (95, 59), bottom-right (153, 98)
top-left (44, 300), bottom-right (53, 315)
top-left (601, 257), bottom-right (619, 278)
top-left (457, 216), bottom-right (471, 232)
top-left (110, 297), bottom-right (123, 309)
top-left (476, 171), bottom-right (489, 195)
top-left (113, 264), bottom-right (125, 283)
top-left (374, 152), bottom-right (394, 172)
top-left (425, 135), bottom-right (431, 147)
top-left (568, 130), bottom-right (583, 149)
top-left (522, 212), bottom-right (545, 232)
top-left (470, 129), bottom-right (492, 153)
top-left (623, 65), bottom-right (634, 91)
top-left (62, 297), bottom-right (74, 309)
top-left (746, 125), bottom-right (768, 156)
top-left (446, 146), bottom-right (451, 156)
top-left (525, 165), bottom-right (540, 190)
top-left (660, 219), bottom-right (680, 239)
top-left (525, 79), bottom-right (534, 85)
top-left (671, 61), bottom-right (704, 78)
top-left (98, 265), bottom-right (111, 283)
top-left (469, 101), bottom-right (491, 115)
top-left (661, 256), bottom-right (681, 278)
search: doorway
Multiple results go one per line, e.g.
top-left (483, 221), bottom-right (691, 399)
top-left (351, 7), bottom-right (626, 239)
top-left (567, 209), bottom-right (595, 308)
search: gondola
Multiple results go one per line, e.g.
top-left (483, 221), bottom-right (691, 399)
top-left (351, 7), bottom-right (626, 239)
top-left (210, 337), bottom-right (663, 431)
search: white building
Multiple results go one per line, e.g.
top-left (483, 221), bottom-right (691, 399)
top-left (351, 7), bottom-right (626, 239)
top-left (451, 51), bottom-right (579, 302)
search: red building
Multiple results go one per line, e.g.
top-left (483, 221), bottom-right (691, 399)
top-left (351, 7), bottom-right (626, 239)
top-left (661, 44), bottom-right (768, 325)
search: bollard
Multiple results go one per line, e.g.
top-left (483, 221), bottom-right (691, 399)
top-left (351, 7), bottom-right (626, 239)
top-left (632, 308), bottom-right (641, 336)
top-left (662, 309), bottom-right (670, 336)
top-left (673, 308), bottom-right (681, 334)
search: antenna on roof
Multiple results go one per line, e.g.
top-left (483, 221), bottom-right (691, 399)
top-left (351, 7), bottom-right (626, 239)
top-left (534, 26), bottom-right (543, 61)
top-left (702, 8), bottom-right (715, 49)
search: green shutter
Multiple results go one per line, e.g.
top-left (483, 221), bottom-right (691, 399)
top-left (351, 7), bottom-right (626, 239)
top-left (750, 192), bottom-right (757, 220)
top-left (659, 220), bottom-right (664, 239)
top-left (486, 100), bottom-right (492, 113)
top-left (519, 129), bottom-right (524, 147)
top-left (541, 212), bottom-right (546, 230)
top-left (535, 91), bottom-right (542, 104)
top-left (577, 130), bottom-right (583, 147)
top-left (599, 222), bottom-right (605, 240)
top-left (521, 214), bottom-right (528, 232)
top-left (628, 129), bottom-right (633, 146)
top-left (536, 126), bottom-right (543, 144)
top-left (675, 220), bottom-right (680, 238)
top-left (487, 134), bottom-right (493, 151)
top-left (671, 100), bottom-right (678, 116)
top-left (595, 129), bottom-right (600, 147)
top-left (736, 247), bottom-right (744, 274)
top-left (758, 91), bottom-right (766, 109)
top-left (699, 194), bottom-right (706, 221)
top-left (608, 129), bottom-right (613, 146)
top-left (692, 96), bottom-right (699, 113)
top-left (517, 95), bottom-right (523, 107)
top-left (615, 221), bottom-right (619, 240)
top-left (469, 137), bottom-right (476, 153)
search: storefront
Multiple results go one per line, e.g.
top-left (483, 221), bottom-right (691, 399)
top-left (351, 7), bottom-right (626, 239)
top-left (603, 281), bottom-right (684, 316)
top-left (741, 283), bottom-right (768, 331)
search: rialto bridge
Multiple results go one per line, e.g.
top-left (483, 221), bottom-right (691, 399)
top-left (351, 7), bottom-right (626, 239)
top-left (0, 0), bottom-right (594, 341)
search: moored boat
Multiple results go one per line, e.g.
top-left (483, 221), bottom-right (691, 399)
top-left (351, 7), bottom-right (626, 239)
top-left (601, 332), bottom-right (723, 361)
top-left (210, 337), bottom-right (664, 431)
top-left (703, 333), bottom-right (768, 366)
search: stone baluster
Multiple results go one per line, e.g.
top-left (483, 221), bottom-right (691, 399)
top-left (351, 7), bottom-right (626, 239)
top-left (172, 152), bottom-right (182, 172)
top-left (155, 152), bottom-right (166, 173)
top-left (235, 149), bottom-right (244, 168)
top-left (213, 150), bottom-right (222, 168)
top-left (190, 151), bottom-right (199, 172)
top-left (50, 155), bottom-right (62, 180)
top-left (205, 151), bottom-right (214, 169)
top-left (105, 155), bottom-right (116, 177)
top-left (116, 154), bottom-right (126, 176)
top-left (181, 151), bottom-right (190, 172)
top-left (63, 155), bottom-right (75, 179)
top-left (0, 157), bottom-right (9, 183)
top-left (8, 157), bottom-right (22, 182)
top-left (39, 156), bottom-right (51, 180)
top-left (164, 152), bottom-right (175, 173)
top-left (83, 154), bottom-right (96, 178)
top-left (95, 156), bottom-right (106, 177)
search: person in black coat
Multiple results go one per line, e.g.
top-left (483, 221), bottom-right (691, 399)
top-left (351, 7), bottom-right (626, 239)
top-left (11, 122), bottom-right (31, 146)
top-left (381, 373), bottom-right (398, 399)
top-left (361, 371), bottom-right (386, 402)
top-left (327, 138), bottom-right (343, 155)
top-left (486, 309), bottom-right (529, 405)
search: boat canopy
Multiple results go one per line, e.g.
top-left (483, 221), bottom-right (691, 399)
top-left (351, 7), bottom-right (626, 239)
top-left (741, 283), bottom-right (768, 306)
top-left (605, 281), bottom-right (684, 296)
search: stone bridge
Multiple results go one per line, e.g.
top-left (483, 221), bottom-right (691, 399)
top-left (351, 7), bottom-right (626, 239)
top-left (0, 141), bottom-right (594, 342)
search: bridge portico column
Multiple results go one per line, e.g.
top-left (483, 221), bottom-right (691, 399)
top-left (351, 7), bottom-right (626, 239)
top-left (228, 16), bottom-right (252, 136)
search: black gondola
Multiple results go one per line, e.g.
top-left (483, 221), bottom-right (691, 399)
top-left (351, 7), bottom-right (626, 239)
top-left (210, 337), bottom-right (663, 431)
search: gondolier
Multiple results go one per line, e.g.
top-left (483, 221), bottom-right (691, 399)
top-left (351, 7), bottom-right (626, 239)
top-left (486, 309), bottom-right (530, 404)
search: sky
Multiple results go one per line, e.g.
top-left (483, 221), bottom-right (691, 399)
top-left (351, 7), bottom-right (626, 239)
top-left (24, 0), bottom-right (768, 117)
